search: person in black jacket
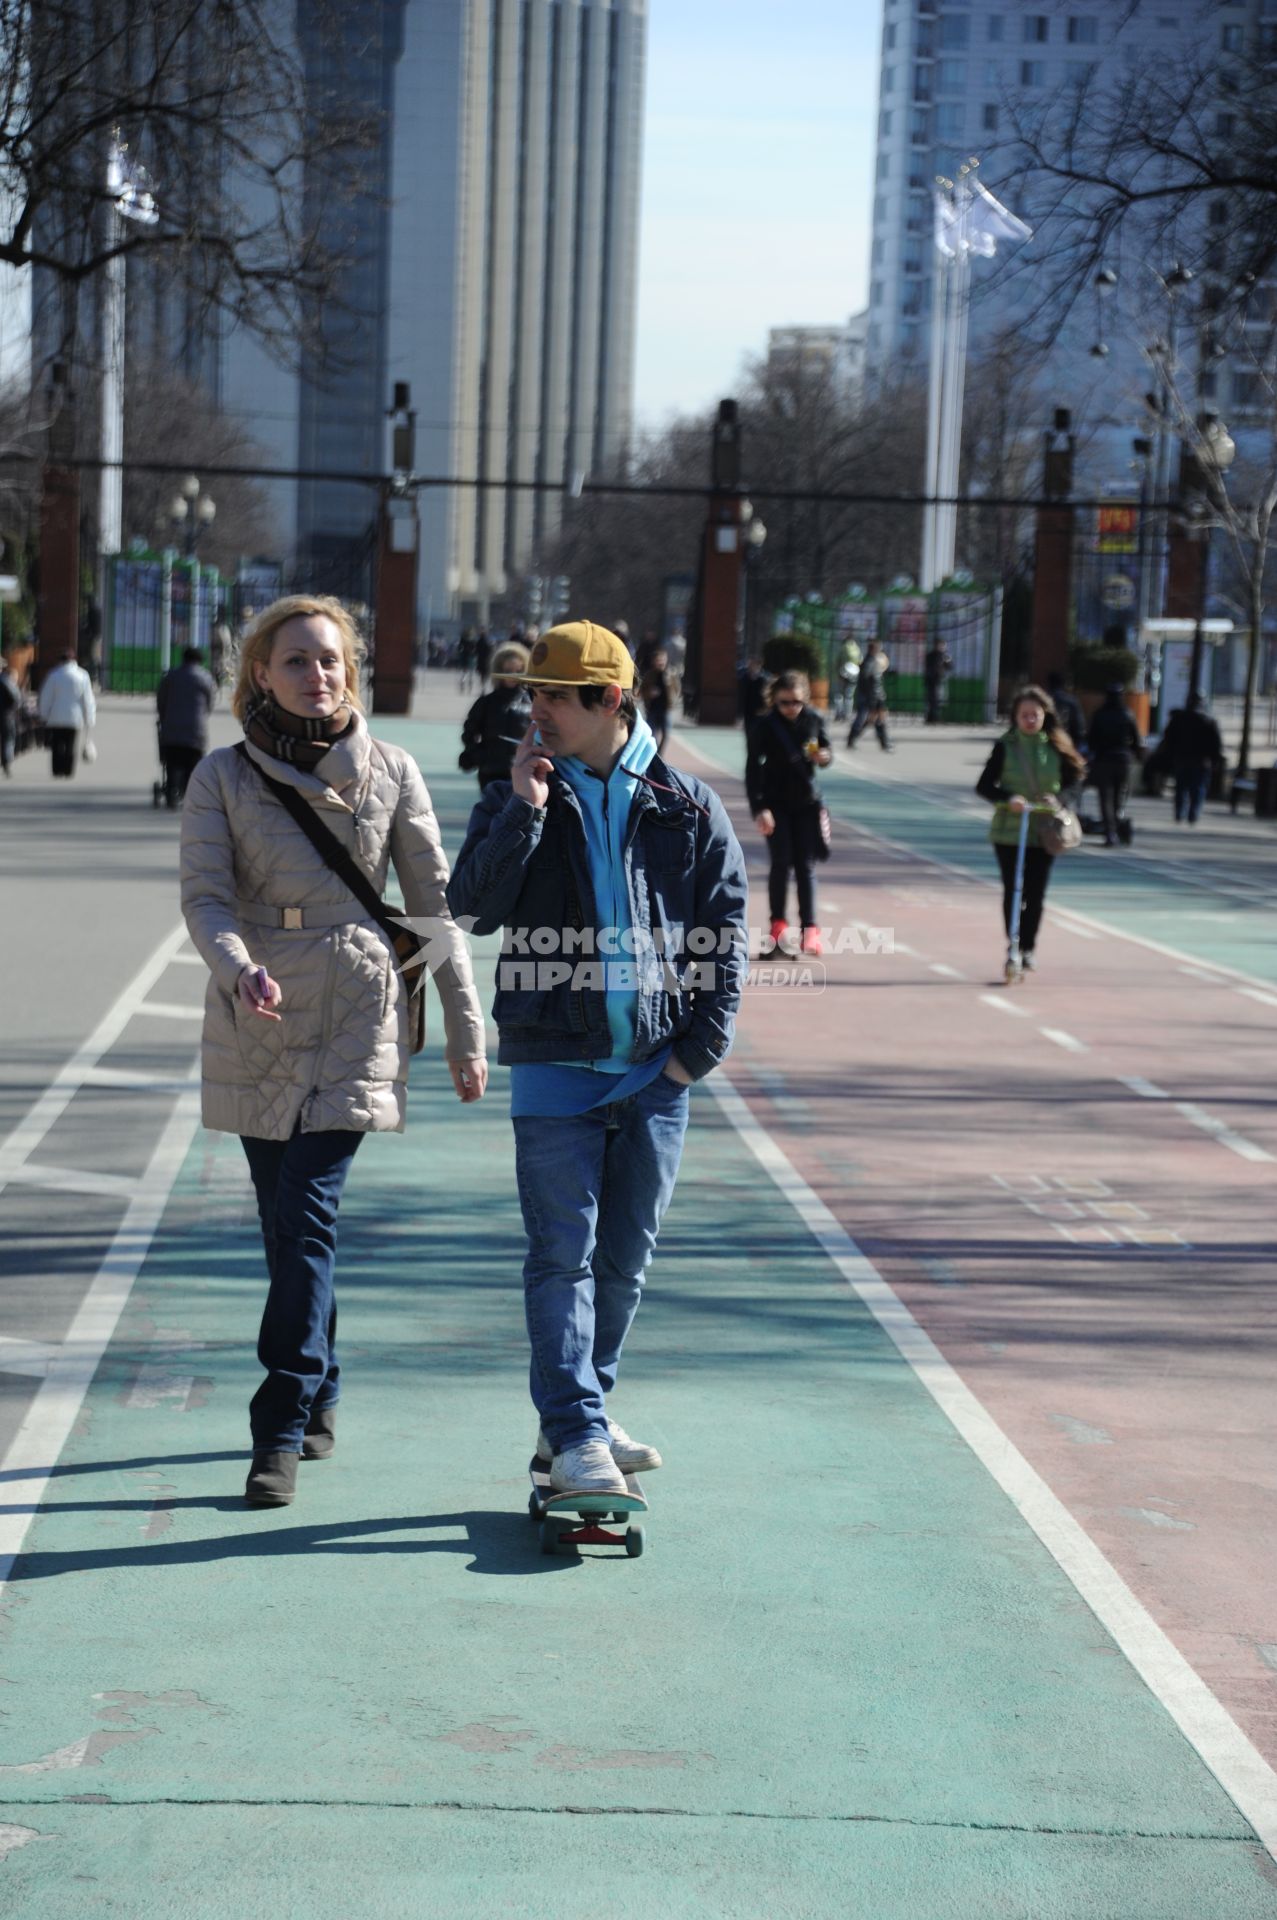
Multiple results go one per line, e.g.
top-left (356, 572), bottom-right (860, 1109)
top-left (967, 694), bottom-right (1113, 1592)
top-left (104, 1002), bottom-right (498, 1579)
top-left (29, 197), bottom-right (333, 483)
top-left (1086, 684), bottom-right (1143, 846)
top-left (1161, 692), bottom-right (1225, 824)
top-left (458, 643), bottom-right (533, 787)
top-left (746, 671), bottom-right (832, 956)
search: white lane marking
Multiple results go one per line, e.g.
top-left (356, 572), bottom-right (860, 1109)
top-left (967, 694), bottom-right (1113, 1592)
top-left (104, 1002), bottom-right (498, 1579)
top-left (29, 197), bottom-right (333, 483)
top-left (708, 1069), bottom-right (1277, 1864)
top-left (930, 962), bottom-right (965, 979)
top-left (0, 1086), bottom-right (202, 1591)
top-left (1175, 1103), bottom-right (1275, 1165)
top-left (6, 1165), bottom-right (139, 1200)
top-left (1179, 964), bottom-right (1219, 982)
top-left (135, 1001), bottom-right (204, 1022)
top-left (1051, 920), bottom-right (1101, 941)
top-left (169, 953), bottom-right (205, 967)
top-left (1041, 1028), bottom-right (1089, 1054)
top-left (1121, 1076), bottom-right (1169, 1099)
top-left (1236, 987), bottom-right (1277, 1010)
top-left (0, 921), bottom-right (189, 1195)
top-left (979, 992), bottom-right (1028, 1017)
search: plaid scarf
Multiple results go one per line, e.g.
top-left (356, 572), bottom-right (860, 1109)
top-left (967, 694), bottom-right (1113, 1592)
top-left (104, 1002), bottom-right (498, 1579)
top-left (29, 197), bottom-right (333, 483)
top-left (243, 694), bottom-right (355, 771)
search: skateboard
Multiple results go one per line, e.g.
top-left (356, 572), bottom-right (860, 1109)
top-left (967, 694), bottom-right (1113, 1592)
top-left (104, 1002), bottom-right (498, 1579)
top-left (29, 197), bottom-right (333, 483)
top-left (528, 1458), bottom-right (648, 1558)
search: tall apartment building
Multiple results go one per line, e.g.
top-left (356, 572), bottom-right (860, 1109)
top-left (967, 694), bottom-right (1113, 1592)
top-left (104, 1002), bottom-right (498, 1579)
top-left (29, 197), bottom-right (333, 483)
top-left (864, 0), bottom-right (1264, 458)
top-left (223, 0), bottom-right (647, 629)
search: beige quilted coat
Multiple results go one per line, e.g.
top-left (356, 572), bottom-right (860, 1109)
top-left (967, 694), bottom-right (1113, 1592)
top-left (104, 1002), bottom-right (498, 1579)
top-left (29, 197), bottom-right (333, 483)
top-left (180, 715), bottom-right (486, 1140)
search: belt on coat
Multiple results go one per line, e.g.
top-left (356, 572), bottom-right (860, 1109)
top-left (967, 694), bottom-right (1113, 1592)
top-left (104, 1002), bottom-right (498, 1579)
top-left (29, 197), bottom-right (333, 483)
top-left (236, 900), bottom-right (373, 931)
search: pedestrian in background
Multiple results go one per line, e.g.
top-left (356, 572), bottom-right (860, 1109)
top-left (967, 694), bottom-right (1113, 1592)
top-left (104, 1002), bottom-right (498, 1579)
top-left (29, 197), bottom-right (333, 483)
top-left (1087, 683), bottom-right (1143, 846)
top-left (457, 627), bottom-right (476, 692)
top-left (1046, 670), bottom-right (1087, 755)
top-left (475, 628), bottom-right (492, 690)
top-left (37, 647), bottom-right (96, 778)
top-left (738, 655), bottom-right (768, 730)
top-left (924, 640), bottom-right (952, 725)
top-left (210, 606), bottom-right (233, 690)
top-left (1161, 692), bottom-right (1225, 825)
top-left (640, 646), bottom-right (672, 754)
top-left (458, 641), bottom-right (532, 788)
top-left (156, 646), bottom-right (216, 809)
top-left (180, 594), bottom-right (487, 1511)
top-left (847, 643), bottom-right (891, 751)
top-left (833, 636), bottom-right (862, 722)
top-left (0, 656), bottom-right (19, 777)
top-left (977, 684), bottom-right (1085, 973)
top-left (747, 669), bottom-right (832, 957)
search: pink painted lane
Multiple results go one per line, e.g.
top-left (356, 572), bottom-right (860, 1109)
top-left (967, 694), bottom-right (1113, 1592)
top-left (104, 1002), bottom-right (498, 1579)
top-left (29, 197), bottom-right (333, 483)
top-left (678, 743), bottom-right (1277, 1772)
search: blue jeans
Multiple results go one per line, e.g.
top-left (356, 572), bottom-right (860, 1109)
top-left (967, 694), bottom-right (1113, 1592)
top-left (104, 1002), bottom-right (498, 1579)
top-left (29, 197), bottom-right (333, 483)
top-left (513, 1072), bottom-right (691, 1452)
top-left (240, 1128), bottom-right (363, 1453)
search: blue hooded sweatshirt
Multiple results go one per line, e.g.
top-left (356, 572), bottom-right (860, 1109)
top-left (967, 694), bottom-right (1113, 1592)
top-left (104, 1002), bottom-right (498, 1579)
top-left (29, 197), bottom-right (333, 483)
top-left (509, 714), bottom-right (672, 1118)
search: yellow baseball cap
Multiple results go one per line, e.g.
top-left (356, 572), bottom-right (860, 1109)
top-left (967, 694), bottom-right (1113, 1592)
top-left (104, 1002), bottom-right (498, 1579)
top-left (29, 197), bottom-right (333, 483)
top-left (516, 620), bottom-right (635, 689)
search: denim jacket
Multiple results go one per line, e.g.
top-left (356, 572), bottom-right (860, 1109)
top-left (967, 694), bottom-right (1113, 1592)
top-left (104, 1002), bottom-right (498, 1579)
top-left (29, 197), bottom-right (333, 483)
top-left (447, 759), bottom-right (749, 1079)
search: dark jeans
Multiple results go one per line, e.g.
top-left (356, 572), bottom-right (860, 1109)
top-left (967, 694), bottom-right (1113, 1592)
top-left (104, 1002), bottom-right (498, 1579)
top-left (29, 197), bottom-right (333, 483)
top-left (994, 841), bottom-right (1054, 953)
top-left (48, 728), bottom-right (78, 777)
top-left (1091, 751), bottom-right (1131, 841)
top-left (0, 717), bottom-right (14, 773)
top-left (1174, 761), bottom-right (1210, 824)
top-left (848, 704), bottom-right (889, 750)
top-left (240, 1128), bottom-right (363, 1453)
top-left (513, 1071), bottom-right (690, 1453)
top-left (161, 743), bottom-right (203, 808)
top-left (767, 808), bottom-right (819, 926)
top-left (925, 684), bottom-right (944, 724)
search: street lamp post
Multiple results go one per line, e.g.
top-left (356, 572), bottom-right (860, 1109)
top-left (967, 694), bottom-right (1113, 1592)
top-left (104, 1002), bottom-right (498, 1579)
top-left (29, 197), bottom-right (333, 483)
top-left (738, 502), bottom-right (767, 665)
top-left (168, 472), bottom-right (217, 558)
top-left (1178, 412), bottom-right (1235, 700)
top-left (161, 474), bottom-right (217, 673)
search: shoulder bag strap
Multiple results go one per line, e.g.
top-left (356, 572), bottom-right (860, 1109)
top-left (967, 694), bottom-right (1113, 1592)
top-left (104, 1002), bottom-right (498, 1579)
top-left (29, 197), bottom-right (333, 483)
top-left (234, 742), bottom-right (403, 946)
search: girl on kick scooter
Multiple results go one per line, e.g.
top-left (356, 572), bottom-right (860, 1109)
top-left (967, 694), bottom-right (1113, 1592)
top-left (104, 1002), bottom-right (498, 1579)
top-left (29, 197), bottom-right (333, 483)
top-left (976, 684), bottom-right (1085, 979)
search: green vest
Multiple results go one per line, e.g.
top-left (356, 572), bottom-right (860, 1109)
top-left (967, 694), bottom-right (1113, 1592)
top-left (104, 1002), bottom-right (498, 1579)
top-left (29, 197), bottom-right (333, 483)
top-left (989, 729), bottom-right (1061, 847)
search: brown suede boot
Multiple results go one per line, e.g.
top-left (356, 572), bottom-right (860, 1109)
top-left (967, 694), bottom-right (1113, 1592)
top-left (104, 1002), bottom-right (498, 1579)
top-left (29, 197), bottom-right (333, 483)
top-left (302, 1406), bottom-right (337, 1461)
top-left (244, 1452), bottom-right (300, 1507)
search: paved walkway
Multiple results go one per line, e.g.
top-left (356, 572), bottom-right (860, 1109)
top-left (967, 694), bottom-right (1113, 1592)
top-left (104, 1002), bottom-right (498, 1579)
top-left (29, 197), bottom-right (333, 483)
top-left (0, 689), bottom-right (1274, 1915)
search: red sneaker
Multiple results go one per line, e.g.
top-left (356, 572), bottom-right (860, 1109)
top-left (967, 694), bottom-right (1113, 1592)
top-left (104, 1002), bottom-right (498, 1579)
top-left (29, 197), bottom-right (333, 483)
top-left (800, 926), bottom-right (823, 956)
top-left (764, 917), bottom-right (789, 954)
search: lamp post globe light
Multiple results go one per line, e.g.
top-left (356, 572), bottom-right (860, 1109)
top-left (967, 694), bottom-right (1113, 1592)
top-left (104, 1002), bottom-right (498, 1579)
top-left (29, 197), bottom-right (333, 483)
top-left (168, 474), bottom-right (217, 558)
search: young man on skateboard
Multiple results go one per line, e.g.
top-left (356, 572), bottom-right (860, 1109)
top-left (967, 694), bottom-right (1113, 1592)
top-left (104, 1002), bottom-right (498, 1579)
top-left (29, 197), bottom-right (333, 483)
top-left (448, 621), bottom-right (748, 1496)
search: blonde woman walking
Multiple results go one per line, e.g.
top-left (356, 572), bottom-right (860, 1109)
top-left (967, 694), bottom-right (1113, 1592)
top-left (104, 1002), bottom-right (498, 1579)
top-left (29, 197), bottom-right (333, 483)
top-left (180, 596), bottom-right (487, 1509)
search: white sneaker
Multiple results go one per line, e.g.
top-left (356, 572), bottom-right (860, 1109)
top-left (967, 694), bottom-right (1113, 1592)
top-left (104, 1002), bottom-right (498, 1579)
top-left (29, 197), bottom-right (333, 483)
top-left (605, 1417), bottom-right (663, 1474)
top-left (537, 1419), bottom-right (663, 1474)
top-left (549, 1440), bottom-right (627, 1496)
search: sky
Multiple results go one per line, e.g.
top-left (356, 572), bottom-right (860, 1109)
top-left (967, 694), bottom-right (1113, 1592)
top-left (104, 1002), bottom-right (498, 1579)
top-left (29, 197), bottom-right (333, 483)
top-left (632, 0), bottom-right (881, 431)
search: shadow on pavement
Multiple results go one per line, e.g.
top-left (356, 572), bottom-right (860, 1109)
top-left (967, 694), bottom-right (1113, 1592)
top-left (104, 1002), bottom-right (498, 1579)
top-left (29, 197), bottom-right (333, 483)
top-left (5, 1506), bottom-right (572, 1581)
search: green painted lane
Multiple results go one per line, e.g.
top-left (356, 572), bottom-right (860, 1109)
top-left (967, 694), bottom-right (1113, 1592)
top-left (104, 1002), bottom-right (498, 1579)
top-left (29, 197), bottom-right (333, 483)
top-left (1, 1803), bottom-right (1273, 1920)
top-left (0, 715), bottom-right (1273, 1914)
top-left (683, 729), bottom-right (1277, 987)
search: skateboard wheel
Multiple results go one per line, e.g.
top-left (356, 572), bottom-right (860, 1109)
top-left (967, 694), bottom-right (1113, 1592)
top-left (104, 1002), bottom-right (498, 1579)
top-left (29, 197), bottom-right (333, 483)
top-left (624, 1526), bottom-right (645, 1559)
top-left (539, 1520), bottom-right (560, 1556)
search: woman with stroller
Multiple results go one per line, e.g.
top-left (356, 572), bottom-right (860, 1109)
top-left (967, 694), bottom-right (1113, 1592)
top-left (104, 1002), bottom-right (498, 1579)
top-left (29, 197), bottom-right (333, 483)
top-left (180, 595), bottom-right (487, 1511)
top-left (458, 641), bottom-right (532, 787)
top-left (746, 670), bottom-right (831, 957)
top-left (976, 683), bottom-right (1085, 974)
